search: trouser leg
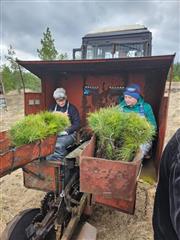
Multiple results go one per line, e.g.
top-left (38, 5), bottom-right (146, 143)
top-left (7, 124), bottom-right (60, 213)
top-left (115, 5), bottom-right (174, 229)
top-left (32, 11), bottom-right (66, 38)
top-left (140, 141), bottom-right (152, 157)
top-left (46, 134), bottom-right (75, 161)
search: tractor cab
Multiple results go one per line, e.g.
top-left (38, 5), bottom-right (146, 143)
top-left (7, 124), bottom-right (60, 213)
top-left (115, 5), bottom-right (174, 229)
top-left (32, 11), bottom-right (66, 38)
top-left (73, 25), bottom-right (152, 60)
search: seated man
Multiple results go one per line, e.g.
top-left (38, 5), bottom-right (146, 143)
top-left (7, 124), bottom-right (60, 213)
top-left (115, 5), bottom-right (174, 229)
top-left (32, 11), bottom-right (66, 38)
top-left (47, 88), bottom-right (80, 161)
top-left (119, 83), bottom-right (157, 157)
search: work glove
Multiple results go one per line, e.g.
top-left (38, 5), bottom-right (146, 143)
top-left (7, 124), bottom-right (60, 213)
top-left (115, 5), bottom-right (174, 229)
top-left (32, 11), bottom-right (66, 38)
top-left (59, 131), bottom-right (68, 136)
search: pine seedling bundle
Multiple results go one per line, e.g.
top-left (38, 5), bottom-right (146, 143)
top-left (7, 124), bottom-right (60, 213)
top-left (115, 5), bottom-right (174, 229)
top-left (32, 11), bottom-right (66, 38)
top-left (10, 111), bottom-right (70, 146)
top-left (87, 107), bottom-right (155, 162)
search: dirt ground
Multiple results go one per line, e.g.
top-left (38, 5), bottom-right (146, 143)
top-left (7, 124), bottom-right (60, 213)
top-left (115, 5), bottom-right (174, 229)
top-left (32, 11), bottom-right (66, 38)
top-left (0, 83), bottom-right (180, 239)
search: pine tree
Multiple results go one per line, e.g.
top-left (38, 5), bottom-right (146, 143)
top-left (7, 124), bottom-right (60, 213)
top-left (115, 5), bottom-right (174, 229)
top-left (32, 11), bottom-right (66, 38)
top-left (5, 45), bottom-right (21, 93)
top-left (37, 27), bottom-right (59, 60)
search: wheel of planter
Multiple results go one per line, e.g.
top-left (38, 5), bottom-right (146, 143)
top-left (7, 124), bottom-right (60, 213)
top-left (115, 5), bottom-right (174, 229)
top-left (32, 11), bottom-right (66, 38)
top-left (1, 208), bottom-right (56, 240)
top-left (1, 208), bottom-right (40, 240)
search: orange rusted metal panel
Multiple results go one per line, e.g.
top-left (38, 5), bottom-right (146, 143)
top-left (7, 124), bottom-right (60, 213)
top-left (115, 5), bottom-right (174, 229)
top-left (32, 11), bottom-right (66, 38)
top-left (0, 131), bottom-right (10, 152)
top-left (95, 186), bottom-right (136, 214)
top-left (24, 92), bottom-right (45, 115)
top-left (0, 151), bottom-right (13, 176)
top-left (80, 135), bottom-right (141, 213)
top-left (80, 134), bottom-right (95, 157)
top-left (23, 160), bottom-right (58, 192)
top-left (80, 157), bottom-right (140, 201)
top-left (40, 135), bottom-right (57, 157)
top-left (154, 96), bottom-right (169, 174)
top-left (0, 141), bottom-right (39, 177)
top-left (0, 135), bottom-right (57, 177)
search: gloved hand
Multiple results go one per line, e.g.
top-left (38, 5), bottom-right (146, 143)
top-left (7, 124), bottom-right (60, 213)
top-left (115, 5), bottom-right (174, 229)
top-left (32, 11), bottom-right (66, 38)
top-left (59, 131), bottom-right (68, 136)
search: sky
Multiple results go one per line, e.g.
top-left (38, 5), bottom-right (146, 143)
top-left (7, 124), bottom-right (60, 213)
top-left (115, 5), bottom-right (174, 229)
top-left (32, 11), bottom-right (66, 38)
top-left (1, 0), bottom-right (180, 64)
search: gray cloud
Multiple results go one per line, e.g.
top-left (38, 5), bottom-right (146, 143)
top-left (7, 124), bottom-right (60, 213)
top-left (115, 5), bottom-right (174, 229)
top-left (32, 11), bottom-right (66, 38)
top-left (1, 0), bottom-right (180, 62)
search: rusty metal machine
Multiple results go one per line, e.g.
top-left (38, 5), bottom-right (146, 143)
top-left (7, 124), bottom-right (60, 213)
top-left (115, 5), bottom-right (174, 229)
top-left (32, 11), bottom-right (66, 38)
top-left (0, 54), bottom-right (175, 239)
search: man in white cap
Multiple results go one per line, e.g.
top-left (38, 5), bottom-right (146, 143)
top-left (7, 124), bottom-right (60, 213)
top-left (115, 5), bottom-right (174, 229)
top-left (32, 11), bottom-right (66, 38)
top-left (47, 88), bottom-right (80, 161)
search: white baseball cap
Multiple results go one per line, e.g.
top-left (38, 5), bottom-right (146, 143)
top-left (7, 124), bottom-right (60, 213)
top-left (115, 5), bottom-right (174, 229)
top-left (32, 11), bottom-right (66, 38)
top-left (53, 88), bottom-right (67, 99)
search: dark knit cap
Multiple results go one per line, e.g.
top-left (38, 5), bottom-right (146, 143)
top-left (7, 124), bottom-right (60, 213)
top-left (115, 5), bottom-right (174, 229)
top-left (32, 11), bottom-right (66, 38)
top-left (124, 84), bottom-right (141, 100)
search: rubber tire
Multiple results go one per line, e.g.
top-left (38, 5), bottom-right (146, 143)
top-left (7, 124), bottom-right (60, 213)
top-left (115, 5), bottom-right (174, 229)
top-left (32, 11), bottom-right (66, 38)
top-left (1, 208), bottom-right (40, 240)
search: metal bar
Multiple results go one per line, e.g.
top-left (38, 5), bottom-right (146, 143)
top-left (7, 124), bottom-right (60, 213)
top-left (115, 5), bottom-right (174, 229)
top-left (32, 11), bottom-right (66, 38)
top-left (61, 193), bottom-right (88, 240)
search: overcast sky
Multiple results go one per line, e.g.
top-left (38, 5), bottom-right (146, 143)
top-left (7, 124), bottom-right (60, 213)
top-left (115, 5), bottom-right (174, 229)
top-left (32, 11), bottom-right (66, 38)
top-left (1, 0), bottom-right (180, 64)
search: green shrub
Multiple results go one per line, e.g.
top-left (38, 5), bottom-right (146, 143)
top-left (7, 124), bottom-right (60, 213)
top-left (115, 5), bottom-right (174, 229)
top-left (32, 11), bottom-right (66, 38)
top-left (10, 111), bottom-right (70, 146)
top-left (173, 62), bottom-right (180, 82)
top-left (88, 107), bottom-right (155, 162)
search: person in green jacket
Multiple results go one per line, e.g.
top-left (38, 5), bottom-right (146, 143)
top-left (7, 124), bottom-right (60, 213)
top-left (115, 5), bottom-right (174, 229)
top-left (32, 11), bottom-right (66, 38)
top-left (119, 83), bottom-right (157, 156)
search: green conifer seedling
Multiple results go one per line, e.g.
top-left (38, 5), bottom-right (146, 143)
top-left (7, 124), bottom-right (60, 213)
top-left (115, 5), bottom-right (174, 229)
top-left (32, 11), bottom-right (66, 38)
top-left (87, 107), bottom-right (155, 162)
top-left (10, 111), bottom-right (70, 146)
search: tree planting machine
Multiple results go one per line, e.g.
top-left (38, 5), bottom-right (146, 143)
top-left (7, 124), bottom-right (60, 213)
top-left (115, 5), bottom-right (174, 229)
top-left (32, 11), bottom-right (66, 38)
top-left (0, 54), bottom-right (175, 239)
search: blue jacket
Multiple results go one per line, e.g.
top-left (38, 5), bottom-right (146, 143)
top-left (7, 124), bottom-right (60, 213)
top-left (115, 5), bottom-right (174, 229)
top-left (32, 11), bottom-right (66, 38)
top-left (50, 101), bottom-right (80, 135)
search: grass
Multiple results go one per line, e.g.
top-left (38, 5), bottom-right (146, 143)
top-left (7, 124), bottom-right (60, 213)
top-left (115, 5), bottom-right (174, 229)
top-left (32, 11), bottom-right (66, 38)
top-left (140, 175), bottom-right (156, 185)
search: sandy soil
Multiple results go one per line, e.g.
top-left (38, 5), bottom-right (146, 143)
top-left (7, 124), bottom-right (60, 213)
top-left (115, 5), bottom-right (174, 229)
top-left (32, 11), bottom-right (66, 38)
top-left (0, 84), bottom-right (180, 239)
